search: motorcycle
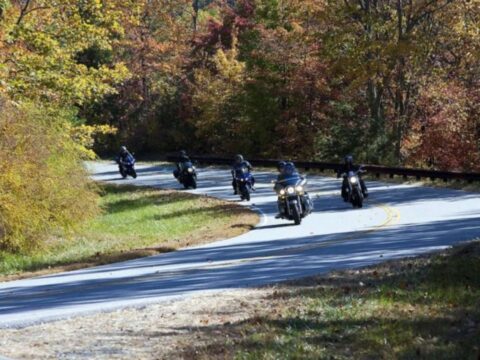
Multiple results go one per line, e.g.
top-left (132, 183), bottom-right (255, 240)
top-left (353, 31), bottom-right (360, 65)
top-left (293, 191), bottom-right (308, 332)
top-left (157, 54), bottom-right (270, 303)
top-left (117, 154), bottom-right (137, 179)
top-left (233, 166), bottom-right (254, 201)
top-left (275, 175), bottom-right (313, 225)
top-left (342, 170), bottom-right (364, 208)
top-left (177, 161), bottom-right (197, 189)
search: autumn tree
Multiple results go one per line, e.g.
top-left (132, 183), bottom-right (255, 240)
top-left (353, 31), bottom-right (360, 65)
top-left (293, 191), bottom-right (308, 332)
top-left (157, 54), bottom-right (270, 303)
top-left (0, 0), bottom-right (133, 251)
top-left (80, 0), bottom-right (194, 153)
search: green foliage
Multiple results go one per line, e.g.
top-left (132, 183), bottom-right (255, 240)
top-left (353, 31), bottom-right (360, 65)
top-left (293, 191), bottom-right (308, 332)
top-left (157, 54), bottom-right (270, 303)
top-left (1, 0), bottom-right (130, 105)
top-left (0, 184), bottom-right (257, 276)
top-left (0, 1), bottom-right (135, 252)
top-left (0, 99), bottom-right (100, 252)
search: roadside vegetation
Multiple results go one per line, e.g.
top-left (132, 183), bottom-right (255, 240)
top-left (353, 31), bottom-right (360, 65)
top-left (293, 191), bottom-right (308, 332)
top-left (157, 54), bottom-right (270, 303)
top-left (181, 240), bottom-right (480, 359)
top-left (0, 184), bottom-right (258, 280)
top-left (1, 1), bottom-right (478, 264)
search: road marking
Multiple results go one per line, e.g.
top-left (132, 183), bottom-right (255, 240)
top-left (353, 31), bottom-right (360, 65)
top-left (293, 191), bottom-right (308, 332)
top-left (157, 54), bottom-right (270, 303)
top-left (251, 205), bottom-right (269, 226)
top-left (0, 203), bottom-right (401, 303)
top-left (273, 202), bottom-right (401, 255)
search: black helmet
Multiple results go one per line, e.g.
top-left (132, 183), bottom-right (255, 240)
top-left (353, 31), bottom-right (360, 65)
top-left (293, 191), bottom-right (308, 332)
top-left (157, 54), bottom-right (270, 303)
top-left (344, 155), bottom-right (353, 166)
top-left (120, 145), bottom-right (128, 153)
top-left (284, 162), bottom-right (295, 175)
top-left (277, 161), bottom-right (286, 172)
top-left (179, 150), bottom-right (187, 156)
top-left (235, 154), bottom-right (244, 163)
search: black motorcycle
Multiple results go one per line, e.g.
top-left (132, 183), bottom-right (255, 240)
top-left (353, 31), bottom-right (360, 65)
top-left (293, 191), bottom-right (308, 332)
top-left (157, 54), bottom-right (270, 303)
top-left (117, 154), bottom-right (137, 179)
top-left (177, 161), bottom-right (197, 189)
top-left (275, 175), bottom-right (313, 225)
top-left (233, 166), bottom-right (254, 201)
top-left (342, 170), bottom-right (364, 208)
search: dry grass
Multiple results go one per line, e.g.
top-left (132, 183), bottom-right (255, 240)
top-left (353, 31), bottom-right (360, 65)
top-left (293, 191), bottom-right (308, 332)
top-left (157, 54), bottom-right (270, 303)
top-left (177, 240), bottom-right (480, 359)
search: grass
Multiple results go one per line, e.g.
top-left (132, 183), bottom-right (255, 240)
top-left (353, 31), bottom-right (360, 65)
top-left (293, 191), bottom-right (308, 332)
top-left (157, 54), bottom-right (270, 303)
top-left (180, 240), bottom-right (480, 359)
top-left (0, 184), bottom-right (258, 280)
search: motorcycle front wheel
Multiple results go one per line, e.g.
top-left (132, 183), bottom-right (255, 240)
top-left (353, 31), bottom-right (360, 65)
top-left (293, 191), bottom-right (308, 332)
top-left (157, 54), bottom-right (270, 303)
top-left (352, 188), bottom-right (363, 208)
top-left (292, 205), bottom-right (301, 225)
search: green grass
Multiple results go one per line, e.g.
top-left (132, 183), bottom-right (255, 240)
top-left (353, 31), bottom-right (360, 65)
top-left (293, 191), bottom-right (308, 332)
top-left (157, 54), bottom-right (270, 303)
top-left (182, 241), bottom-right (480, 359)
top-left (0, 184), bottom-right (257, 279)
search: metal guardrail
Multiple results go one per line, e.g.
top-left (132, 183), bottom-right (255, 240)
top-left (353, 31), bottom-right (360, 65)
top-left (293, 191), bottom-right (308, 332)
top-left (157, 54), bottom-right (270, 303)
top-left (166, 155), bottom-right (480, 182)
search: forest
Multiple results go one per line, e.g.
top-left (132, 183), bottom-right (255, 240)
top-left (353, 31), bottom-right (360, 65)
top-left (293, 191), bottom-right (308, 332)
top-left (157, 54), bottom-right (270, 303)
top-left (0, 0), bottom-right (479, 250)
top-left (80, 0), bottom-right (480, 170)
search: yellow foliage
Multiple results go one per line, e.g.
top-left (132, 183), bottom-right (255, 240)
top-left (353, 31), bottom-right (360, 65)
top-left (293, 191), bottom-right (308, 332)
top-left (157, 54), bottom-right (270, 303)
top-left (0, 98), bottom-right (100, 252)
top-left (70, 124), bottom-right (117, 160)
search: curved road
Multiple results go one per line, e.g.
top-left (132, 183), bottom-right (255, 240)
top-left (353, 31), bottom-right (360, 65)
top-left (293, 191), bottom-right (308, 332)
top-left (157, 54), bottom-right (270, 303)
top-left (0, 162), bottom-right (479, 328)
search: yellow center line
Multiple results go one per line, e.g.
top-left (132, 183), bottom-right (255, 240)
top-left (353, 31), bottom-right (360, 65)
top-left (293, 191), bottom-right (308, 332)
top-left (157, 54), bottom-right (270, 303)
top-left (4, 205), bottom-right (402, 300)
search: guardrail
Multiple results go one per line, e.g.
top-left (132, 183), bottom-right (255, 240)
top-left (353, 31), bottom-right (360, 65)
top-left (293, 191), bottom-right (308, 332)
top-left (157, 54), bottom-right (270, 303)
top-left (166, 155), bottom-right (480, 182)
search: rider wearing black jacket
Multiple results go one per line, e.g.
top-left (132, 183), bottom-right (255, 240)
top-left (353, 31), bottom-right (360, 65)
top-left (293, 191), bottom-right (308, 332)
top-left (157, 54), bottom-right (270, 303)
top-left (337, 155), bottom-right (368, 200)
top-left (274, 161), bottom-right (313, 219)
top-left (174, 150), bottom-right (191, 178)
top-left (231, 154), bottom-right (254, 194)
top-left (117, 146), bottom-right (134, 165)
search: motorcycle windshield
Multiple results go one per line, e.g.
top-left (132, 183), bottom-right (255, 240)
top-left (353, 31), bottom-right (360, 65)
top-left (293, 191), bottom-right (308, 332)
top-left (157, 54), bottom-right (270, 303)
top-left (125, 154), bottom-right (135, 164)
top-left (182, 161), bottom-right (193, 168)
top-left (277, 174), bottom-right (303, 188)
top-left (234, 167), bottom-right (249, 177)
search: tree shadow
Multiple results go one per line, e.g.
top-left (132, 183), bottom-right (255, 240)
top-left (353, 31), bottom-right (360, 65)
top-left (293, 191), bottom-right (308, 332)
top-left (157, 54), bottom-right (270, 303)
top-left (172, 242), bottom-right (480, 359)
top-left (101, 190), bottom-right (195, 215)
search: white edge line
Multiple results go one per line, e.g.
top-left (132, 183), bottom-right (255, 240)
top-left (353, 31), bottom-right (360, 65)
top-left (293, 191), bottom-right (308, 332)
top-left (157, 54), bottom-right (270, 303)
top-left (250, 205), bottom-right (269, 226)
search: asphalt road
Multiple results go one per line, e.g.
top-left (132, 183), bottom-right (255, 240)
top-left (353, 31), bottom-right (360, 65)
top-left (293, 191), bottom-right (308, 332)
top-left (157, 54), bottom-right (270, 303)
top-left (0, 162), bottom-right (479, 328)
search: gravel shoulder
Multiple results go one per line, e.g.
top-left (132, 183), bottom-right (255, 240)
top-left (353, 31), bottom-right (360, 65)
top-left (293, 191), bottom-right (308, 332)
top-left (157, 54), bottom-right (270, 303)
top-left (1, 241), bottom-right (478, 360)
top-left (0, 288), bottom-right (274, 360)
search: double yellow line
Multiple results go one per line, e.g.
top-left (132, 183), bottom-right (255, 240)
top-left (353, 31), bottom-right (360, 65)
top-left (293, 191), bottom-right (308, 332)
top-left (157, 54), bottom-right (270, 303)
top-left (275, 202), bottom-right (401, 256)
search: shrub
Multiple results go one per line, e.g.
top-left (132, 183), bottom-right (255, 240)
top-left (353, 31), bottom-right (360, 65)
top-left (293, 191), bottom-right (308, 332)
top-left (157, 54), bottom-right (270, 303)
top-left (0, 98), bottom-right (100, 252)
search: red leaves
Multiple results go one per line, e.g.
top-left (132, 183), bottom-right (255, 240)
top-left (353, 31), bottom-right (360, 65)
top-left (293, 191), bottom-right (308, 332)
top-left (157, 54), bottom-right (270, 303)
top-left (404, 81), bottom-right (480, 171)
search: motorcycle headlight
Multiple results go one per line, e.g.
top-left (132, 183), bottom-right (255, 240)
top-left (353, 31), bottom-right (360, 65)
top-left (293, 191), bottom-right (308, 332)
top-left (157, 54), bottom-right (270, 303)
top-left (279, 189), bottom-right (286, 196)
top-left (287, 186), bottom-right (295, 195)
top-left (187, 168), bottom-right (193, 173)
top-left (349, 176), bottom-right (358, 184)
top-left (295, 185), bottom-right (304, 193)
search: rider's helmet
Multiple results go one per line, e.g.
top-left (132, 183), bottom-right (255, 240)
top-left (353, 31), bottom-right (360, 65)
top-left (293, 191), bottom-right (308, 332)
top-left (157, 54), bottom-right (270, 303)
top-left (235, 154), bottom-right (244, 163)
top-left (284, 162), bottom-right (295, 176)
top-left (120, 146), bottom-right (128, 154)
top-left (277, 161), bottom-right (286, 173)
top-left (179, 150), bottom-right (189, 162)
top-left (344, 155), bottom-right (353, 167)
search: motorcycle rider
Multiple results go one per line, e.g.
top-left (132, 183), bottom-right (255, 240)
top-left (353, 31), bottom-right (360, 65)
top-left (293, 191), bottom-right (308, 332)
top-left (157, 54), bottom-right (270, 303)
top-left (117, 146), bottom-right (134, 166)
top-left (231, 154), bottom-right (254, 195)
top-left (337, 155), bottom-right (368, 201)
top-left (174, 150), bottom-right (191, 179)
top-left (273, 161), bottom-right (287, 193)
top-left (274, 162), bottom-right (313, 219)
